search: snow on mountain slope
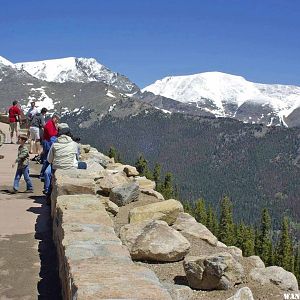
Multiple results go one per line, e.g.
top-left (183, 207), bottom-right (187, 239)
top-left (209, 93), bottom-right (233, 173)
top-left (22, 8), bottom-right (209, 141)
top-left (142, 72), bottom-right (300, 122)
top-left (0, 56), bottom-right (14, 67)
top-left (15, 57), bottom-right (138, 93)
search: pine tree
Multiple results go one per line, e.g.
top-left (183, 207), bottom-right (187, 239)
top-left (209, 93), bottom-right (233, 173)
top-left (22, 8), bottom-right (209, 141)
top-left (135, 154), bottom-right (147, 174)
top-left (235, 222), bottom-right (245, 250)
top-left (108, 146), bottom-right (122, 162)
top-left (256, 208), bottom-right (273, 266)
top-left (182, 201), bottom-right (194, 216)
top-left (194, 198), bottom-right (207, 226)
top-left (254, 227), bottom-right (260, 255)
top-left (153, 163), bottom-right (161, 186)
top-left (218, 196), bottom-right (235, 246)
top-left (235, 222), bottom-right (255, 257)
top-left (206, 205), bottom-right (218, 236)
top-left (135, 155), bottom-right (153, 179)
top-left (161, 172), bottom-right (175, 199)
top-left (276, 216), bottom-right (294, 272)
top-left (174, 184), bottom-right (180, 200)
top-left (144, 168), bottom-right (154, 180)
top-left (294, 246), bottom-right (300, 282)
top-left (243, 225), bottom-right (256, 257)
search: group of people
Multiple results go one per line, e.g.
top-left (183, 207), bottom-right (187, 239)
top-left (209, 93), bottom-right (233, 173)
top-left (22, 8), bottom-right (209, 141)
top-left (8, 100), bottom-right (86, 202)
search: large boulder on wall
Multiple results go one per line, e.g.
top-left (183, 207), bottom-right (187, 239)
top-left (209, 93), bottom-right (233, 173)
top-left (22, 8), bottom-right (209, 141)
top-left (120, 219), bottom-right (190, 262)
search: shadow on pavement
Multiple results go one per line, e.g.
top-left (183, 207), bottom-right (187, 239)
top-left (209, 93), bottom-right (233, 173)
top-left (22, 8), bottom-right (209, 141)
top-left (27, 195), bottom-right (62, 300)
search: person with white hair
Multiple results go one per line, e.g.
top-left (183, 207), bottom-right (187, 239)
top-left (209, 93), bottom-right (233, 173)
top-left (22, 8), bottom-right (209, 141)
top-left (43, 123), bottom-right (86, 202)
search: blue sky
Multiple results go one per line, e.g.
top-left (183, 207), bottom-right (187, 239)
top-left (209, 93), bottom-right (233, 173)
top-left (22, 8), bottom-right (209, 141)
top-left (0, 0), bottom-right (299, 87)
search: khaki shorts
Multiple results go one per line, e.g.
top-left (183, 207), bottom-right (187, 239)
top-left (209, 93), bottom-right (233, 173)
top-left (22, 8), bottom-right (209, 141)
top-left (29, 127), bottom-right (41, 141)
top-left (9, 122), bottom-right (18, 133)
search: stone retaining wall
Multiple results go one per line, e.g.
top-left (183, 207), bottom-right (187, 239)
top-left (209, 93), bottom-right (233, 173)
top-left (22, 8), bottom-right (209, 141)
top-left (51, 169), bottom-right (172, 299)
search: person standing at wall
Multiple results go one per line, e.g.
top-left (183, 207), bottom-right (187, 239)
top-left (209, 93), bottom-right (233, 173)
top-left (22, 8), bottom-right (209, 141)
top-left (29, 107), bottom-right (47, 156)
top-left (40, 113), bottom-right (60, 178)
top-left (8, 100), bottom-right (21, 144)
top-left (26, 101), bottom-right (38, 137)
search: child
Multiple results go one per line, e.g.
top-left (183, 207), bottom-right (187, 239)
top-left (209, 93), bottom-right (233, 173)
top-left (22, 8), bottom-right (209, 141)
top-left (11, 135), bottom-right (33, 193)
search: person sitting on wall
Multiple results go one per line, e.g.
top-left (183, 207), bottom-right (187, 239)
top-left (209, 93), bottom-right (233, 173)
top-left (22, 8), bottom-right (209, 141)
top-left (43, 123), bottom-right (86, 202)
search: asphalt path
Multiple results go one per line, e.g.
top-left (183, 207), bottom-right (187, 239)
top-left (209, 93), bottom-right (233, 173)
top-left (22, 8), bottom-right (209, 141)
top-left (0, 123), bottom-right (61, 300)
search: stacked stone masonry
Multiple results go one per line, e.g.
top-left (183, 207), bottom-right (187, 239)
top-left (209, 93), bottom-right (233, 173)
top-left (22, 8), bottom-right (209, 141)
top-left (51, 146), bottom-right (299, 300)
top-left (51, 169), bottom-right (172, 299)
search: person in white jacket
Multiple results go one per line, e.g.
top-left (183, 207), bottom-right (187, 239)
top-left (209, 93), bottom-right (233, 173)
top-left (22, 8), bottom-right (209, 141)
top-left (47, 128), bottom-right (78, 170)
top-left (44, 123), bottom-right (86, 201)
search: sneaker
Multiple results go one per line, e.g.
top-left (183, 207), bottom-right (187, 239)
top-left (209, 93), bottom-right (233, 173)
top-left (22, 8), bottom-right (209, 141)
top-left (24, 189), bottom-right (34, 193)
top-left (10, 189), bottom-right (18, 194)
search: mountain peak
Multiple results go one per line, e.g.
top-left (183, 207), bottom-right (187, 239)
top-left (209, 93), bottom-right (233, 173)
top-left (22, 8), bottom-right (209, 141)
top-left (0, 56), bottom-right (14, 67)
top-left (13, 56), bottom-right (138, 93)
top-left (143, 71), bottom-right (300, 125)
top-left (15, 57), bottom-right (107, 83)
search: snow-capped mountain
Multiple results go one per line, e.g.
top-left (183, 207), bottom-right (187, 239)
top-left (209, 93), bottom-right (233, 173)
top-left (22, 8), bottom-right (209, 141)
top-left (1, 54), bottom-right (300, 127)
top-left (0, 55), bottom-right (154, 122)
top-left (143, 72), bottom-right (300, 126)
top-left (0, 56), bottom-right (14, 67)
top-left (15, 57), bottom-right (139, 94)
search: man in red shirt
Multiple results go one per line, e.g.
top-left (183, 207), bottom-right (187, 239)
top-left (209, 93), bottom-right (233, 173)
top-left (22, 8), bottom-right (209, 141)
top-left (43, 113), bottom-right (60, 142)
top-left (8, 100), bottom-right (21, 144)
top-left (40, 113), bottom-right (60, 178)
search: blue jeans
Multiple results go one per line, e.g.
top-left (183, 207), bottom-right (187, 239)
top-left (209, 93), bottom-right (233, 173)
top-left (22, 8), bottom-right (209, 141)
top-left (44, 164), bottom-right (52, 194)
top-left (41, 138), bottom-right (57, 176)
top-left (13, 165), bottom-right (33, 191)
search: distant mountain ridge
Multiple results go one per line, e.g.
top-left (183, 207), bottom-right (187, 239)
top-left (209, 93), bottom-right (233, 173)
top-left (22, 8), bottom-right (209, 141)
top-left (15, 57), bottom-right (139, 94)
top-left (0, 55), bottom-right (151, 119)
top-left (1, 55), bottom-right (300, 127)
top-left (0, 55), bottom-right (210, 119)
top-left (143, 72), bottom-right (300, 127)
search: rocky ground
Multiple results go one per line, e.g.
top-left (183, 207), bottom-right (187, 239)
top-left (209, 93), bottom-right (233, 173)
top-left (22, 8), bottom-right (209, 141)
top-left (113, 193), bottom-right (289, 300)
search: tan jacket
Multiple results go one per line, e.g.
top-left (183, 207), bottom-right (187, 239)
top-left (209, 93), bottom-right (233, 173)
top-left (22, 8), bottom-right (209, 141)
top-left (16, 145), bottom-right (29, 168)
top-left (47, 135), bottom-right (78, 170)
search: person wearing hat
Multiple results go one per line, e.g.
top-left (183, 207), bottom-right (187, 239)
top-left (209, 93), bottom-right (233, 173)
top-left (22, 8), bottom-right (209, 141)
top-left (43, 123), bottom-right (85, 200)
top-left (46, 123), bottom-right (79, 170)
top-left (11, 135), bottom-right (33, 193)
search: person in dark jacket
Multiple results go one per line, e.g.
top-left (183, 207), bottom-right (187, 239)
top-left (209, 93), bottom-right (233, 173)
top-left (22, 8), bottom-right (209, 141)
top-left (29, 107), bottom-right (47, 155)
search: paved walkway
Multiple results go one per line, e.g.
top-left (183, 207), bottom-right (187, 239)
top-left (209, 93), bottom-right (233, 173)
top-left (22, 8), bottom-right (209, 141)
top-left (0, 123), bottom-right (61, 299)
